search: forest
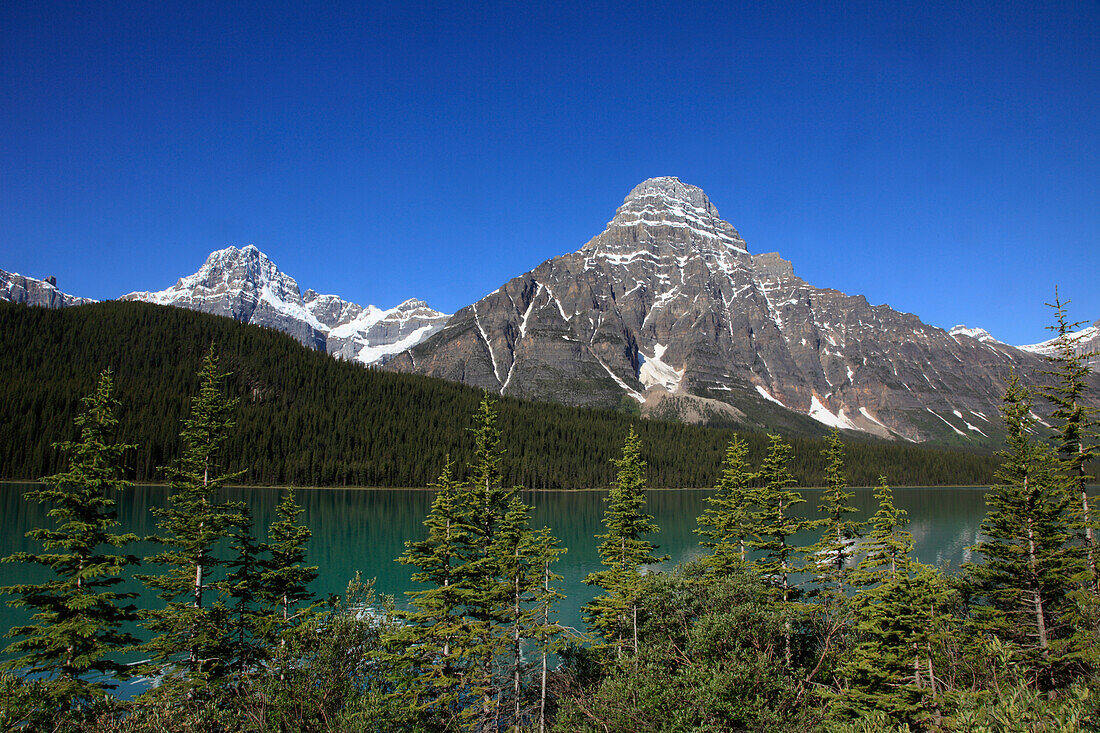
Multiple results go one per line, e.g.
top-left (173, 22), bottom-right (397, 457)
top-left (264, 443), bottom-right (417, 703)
top-left (0, 300), bottom-right (1008, 490)
top-left (0, 295), bottom-right (1097, 732)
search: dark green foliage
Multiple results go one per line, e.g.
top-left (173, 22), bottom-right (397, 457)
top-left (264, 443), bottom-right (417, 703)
top-left (807, 429), bottom-right (862, 603)
top-left (967, 373), bottom-right (1080, 686)
top-left (0, 369), bottom-right (140, 696)
top-left (749, 434), bottom-right (814, 604)
top-left (695, 434), bottom-right (756, 573)
top-left (1037, 292), bottom-right (1099, 591)
top-left (0, 300), bottom-right (1001, 489)
top-left (833, 477), bottom-right (947, 727)
top-left (557, 561), bottom-right (819, 732)
top-left (259, 489), bottom-right (319, 643)
top-left (583, 428), bottom-right (666, 661)
top-left (139, 346), bottom-right (248, 687)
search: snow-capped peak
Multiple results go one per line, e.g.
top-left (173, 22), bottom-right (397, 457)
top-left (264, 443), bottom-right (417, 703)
top-left (948, 325), bottom-right (1002, 344)
top-left (123, 245), bottom-right (450, 365)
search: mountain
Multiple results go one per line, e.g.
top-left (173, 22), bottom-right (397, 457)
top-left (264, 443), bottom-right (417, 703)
top-left (1018, 319), bottom-right (1100, 365)
top-left (389, 177), bottom-right (1097, 443)
top-left (0, 269), bottom-right (94, 308)
top-left (0, 300), bottom-right (1003, 488)
top-left (122, 245), bottom-right (449, 365)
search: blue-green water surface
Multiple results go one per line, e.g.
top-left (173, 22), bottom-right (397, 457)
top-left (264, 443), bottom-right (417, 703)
top-left (0, 483), bottom-right (992, 650)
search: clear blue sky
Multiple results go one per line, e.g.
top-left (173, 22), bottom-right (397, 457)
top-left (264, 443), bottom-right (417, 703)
top-left (2, 1), bottom-right (1097, 344)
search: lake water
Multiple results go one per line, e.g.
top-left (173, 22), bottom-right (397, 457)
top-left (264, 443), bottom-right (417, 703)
top-left (0, 482), bottom-right (993, 652)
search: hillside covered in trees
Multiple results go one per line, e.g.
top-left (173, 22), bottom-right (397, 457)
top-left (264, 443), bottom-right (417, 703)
top-left (0, 300), bottom-right (1003, 488)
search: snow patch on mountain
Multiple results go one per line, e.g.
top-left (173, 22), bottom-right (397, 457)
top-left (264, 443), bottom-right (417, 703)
top-left (638, 343), bottom-right (685, 392)
top-left (124, 245), bottom-right (449, 365)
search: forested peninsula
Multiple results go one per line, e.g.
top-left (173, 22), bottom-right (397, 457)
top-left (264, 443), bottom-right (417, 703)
top-left (0, 300), bottom-right (1004, 489)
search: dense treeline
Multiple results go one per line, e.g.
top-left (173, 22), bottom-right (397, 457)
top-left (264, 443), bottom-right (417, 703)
top-left (1, 304), bottom-right (1097, 731)
top-left (0, 300), bottom-right (1004, 488)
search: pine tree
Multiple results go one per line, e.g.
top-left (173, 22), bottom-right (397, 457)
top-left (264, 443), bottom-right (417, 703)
top-left (0, 369), bottom-right (140, 698)
top-left (223, 508), bottom-right (265, 682)
top-left (528, 526), bottom-right (566, 733)
top-left (139, 345), bottom-right (246, 687)
top-left (807, 429), bottom-right (861, 603)
top-left (749, 434), bottom-right (813, 605)
top-left (968, 372), bottom-right (1078, 686)
top-left (583, 427), bottom-right (665, 661)
top-left (457, 394), bottom-right (517, 730)
top-left (834, 476), bottom-right (937, 726)
top-left (259, 489), bottom-right (318, 643)
top-left (389, 457), bottom-right (477, 727)
top-left (1037, 291), bottom-right (1098, 592)
top-left (696, 435), bottom-right (756, 574)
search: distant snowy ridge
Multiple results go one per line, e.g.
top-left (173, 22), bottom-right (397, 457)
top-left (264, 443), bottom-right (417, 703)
top-left (123, 245), bottom-right (449, 365)
top-left (0, 268), bottom-right (95, 308)
top-left (948, 325), bottom-right (1003, 345)
top-left (1017, 319), bottom-right (1100, 363)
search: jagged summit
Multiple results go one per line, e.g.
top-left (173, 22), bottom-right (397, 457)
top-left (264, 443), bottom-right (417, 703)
top-left (123, 245), bottom-right (449, 364)
top-left (390, 177), bottom-right (1096, 443)
top-left (623, 176), bottom-right (716, 212)
top-left (584, 176), bottom-right (748, 267)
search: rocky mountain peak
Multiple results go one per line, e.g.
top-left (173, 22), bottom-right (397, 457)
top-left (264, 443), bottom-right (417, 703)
top-left (583, 176), bottom-right (749, 268)
top-left (623, 176), bottom-right (716, 212)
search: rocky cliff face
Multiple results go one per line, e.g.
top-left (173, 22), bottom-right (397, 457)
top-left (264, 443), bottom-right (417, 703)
top-left (0, 269), bottom-right (94, 308)
top-left (123, 246), bottom-right (448, 365)
top-left (389, 177), bottom-right (1095, 442)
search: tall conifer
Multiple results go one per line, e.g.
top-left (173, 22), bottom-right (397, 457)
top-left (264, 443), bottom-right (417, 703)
top-left (807, 429), bottom-right (861, 603)
top-left (696, 435), bottom-right (755, 573)
top-left (140, 345), bottom-right (246, 686)
top-left (1, 369), bottom-right (139, 697)
top-left (969, 373), bottom-right (1077, 685)
top-left (1037, 291), bottom-right (1098, 591)
top-left (583, 427), bottom-right (665, 661)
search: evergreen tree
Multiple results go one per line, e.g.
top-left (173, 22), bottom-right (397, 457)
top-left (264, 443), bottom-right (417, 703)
top-left (0, 369), bottom-right (140, 698)
top-left (748, 434), bottom-right (813, 605)
top-left (834, 476), bottom-right (942, 727)
top-left (807, 429), bottom-right (861, 603)
top-left (1037, 291), bottom-right (1099, 591)
top-left (456, 394), bottom-right (517, 730)
top-left (583, 427), bottom-right (666, 661)
top-left (259, 489), bottom-right (318, 643)
top-left (223, 509), bottom-right (265, 681)
top-left (139, 345), bottom-right (246, 687)
top-left (528, 526), bottom-right (566, 733)
top-left (695, 435), bottom-right (756, 573)
top-left (389, 457), bottom-right (476, 727)
top-left (968, 373), bottom-right (1078, 685)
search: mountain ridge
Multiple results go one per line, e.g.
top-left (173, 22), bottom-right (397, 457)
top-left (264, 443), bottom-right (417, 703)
top-left (387, 177), bottom-right (1098, 443)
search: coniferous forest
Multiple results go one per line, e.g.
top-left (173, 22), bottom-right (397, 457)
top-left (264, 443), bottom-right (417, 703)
top-left (0, 300), bottom-right (1005, 489)
top-left (1, 300), bottom-right (1098, 731)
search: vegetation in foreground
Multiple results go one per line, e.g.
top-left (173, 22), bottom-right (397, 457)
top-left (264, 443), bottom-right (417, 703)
top-left (1, 296), bottom-right (1098, 732)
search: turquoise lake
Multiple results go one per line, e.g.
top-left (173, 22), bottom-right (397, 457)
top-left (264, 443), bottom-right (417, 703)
top-left (0, 482), bottom-right (994, 650)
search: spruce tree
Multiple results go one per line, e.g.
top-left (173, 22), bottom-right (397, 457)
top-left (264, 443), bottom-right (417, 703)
top-left (389, 457), bottom-right (476, 726)
top-left (695, 435), bottom-right (756, 573)
top-left (139, 345), bottom-right (246, 687)
top-left (807, 429), bottom-right (861, 603)
top-left (0, 369), bottom-right (140, 698)
top-left (968, 372), bottom-right (1077, 685)
top-left (259, 489), bottom-right (318, 642)
top-left (748, 434), bottom-right (813, 605)
top-left (834, 476), bottom-right (942, 726)
top-left (457, 394), bottom-right (517, 729)
top-left (222, 508), bottom-right (265, 681)
top-left (1037, 291), bottom-right (1098, 591)
top-left (583, 427), bottom-right (665, 661)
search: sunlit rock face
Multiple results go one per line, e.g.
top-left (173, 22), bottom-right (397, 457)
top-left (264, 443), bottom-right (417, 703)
top-left (1, 269), bottom-right (94, 309)
top-left (123, 245), bottom-right (448, 364)
top-left (389, 177), bottom-right (1094, 442)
